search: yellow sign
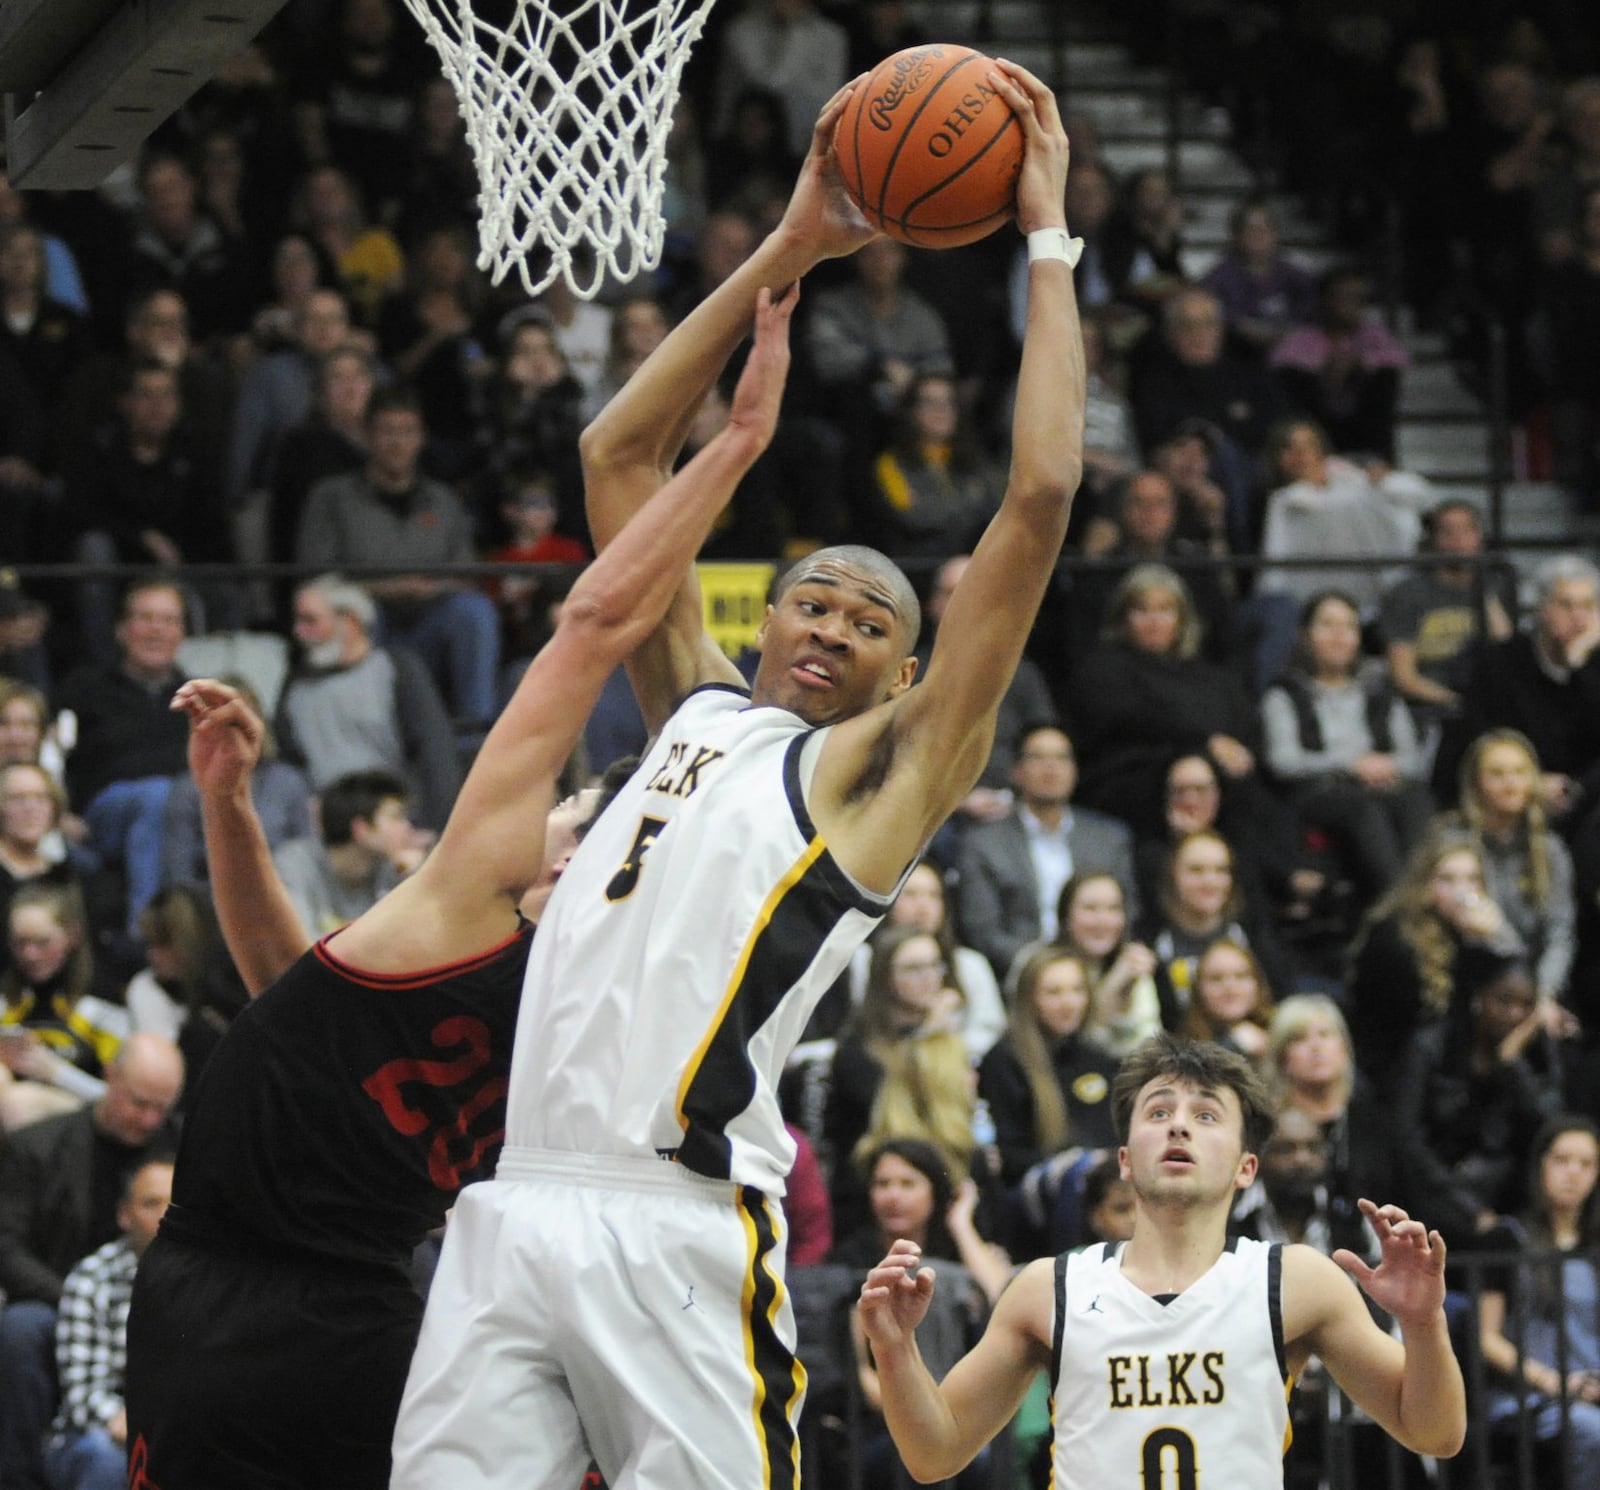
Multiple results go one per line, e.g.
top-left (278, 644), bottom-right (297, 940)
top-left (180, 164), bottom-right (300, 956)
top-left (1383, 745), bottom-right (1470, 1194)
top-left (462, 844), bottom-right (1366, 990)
top-left (699, 562), bottom-right (774, 661)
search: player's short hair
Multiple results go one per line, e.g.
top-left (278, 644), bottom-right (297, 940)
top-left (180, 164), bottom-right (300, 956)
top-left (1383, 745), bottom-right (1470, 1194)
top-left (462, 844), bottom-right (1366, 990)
top-left (772, 545), bottom-right (921, 653)
top-left (1111, 1033), bottom-right (1276, 1155)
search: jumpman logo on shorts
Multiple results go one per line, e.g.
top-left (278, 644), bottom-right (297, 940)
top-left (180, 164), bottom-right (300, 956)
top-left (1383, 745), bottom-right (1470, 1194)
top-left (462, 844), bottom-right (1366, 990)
top-left (683, 1285), bottom-right (698, 1310)
top-left (1087, 1295), bottom-right (1104, 1314)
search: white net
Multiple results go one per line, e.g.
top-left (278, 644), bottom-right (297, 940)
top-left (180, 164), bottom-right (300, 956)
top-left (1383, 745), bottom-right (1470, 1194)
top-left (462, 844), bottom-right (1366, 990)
top-left (401, 0), bottom-right (719, 300)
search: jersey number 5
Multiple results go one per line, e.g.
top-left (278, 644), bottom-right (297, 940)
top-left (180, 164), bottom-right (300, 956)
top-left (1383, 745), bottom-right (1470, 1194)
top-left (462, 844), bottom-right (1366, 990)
top-left (1140, 1427), bottom-right (1198, 1490)
top-left (605, 815), bottom-right (668, 902)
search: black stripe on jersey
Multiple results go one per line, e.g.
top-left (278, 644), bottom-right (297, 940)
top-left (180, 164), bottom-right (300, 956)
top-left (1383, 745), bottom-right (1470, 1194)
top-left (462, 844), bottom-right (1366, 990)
top-left (780, 735), bottom-right (896, 917)
top-left (688, 680), bottom-right (753, 701)
top-left (1268, 1242), bottom-right (1287, 1382)
top-left (740, 1186), bottom-right (803, 1490)
top-left (676, 840), bottom-right (849, 1178)
top-left (1051, 1252), bottom-right (1069, 1390)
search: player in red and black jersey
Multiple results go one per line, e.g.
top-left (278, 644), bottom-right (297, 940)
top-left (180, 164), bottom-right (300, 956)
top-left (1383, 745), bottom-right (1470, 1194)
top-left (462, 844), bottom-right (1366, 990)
top-left (123, 283), bottom-right (801, 1490)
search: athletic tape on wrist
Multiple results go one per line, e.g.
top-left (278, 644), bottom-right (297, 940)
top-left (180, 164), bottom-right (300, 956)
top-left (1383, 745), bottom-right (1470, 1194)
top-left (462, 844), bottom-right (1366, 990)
top-left (1026, 228), bottom-right (1084, 267)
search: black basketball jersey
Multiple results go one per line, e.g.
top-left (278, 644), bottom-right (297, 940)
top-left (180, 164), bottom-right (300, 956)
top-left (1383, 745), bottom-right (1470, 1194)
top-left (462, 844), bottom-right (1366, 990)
top-left (170, 924), bottom-right (531, 1266)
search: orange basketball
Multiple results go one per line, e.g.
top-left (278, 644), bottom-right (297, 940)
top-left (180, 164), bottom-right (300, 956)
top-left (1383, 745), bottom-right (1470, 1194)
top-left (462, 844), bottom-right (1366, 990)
top-left (834, 43), bottom-right (1023, 249)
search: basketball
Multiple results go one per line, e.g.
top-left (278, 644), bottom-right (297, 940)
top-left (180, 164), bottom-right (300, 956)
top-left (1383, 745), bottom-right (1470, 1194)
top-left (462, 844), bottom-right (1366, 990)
top-left (833, 43), bottom-right (1023, 249)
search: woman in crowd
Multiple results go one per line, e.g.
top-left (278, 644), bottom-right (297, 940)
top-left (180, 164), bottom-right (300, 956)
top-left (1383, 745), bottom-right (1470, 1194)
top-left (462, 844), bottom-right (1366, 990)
top-left (867, 372), bottom-right (999, 561)
top-left (824, 925), bottom-right (966, 1184)
top-left (849, 859), bottom-right (1004, 1061)
top-left (583, 295), bottom-right (671, 422)
top-left (1440, 729), bottom-right (1577, 1013)
top-left (1183, 935), bottom-right (1276, 1067)
top-left (978, 946), bottom-right (1119, 1191)
top-left (1261, 589), bottom-right (1433, 904)
top-left (1345, 830), bottom-right (1526, 1096)
top-left (1072, 563), bottom-right (1267, 839)
top-left (1140, 828), bottom-right (1274, 1026)
top-left (1049, 871), bottom-right (1161, 1057)
top-left (1479, 1115), bottom-right (1600, 1477)
top-left (0, 883), bottom-right (126, 1127)
top-left (485, 311), bottom-right (586, 515)
top-left (1200, 197), bottom-right (1317, 360)
top-left (0, 762), bottom-right (80, 970)
top-left (249, 232), bottom-right (337, 353)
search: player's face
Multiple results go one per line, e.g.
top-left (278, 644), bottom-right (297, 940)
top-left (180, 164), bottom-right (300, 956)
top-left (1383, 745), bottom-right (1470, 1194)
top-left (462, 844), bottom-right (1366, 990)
top-left (1194, 944), bottom-right (1258, 1025)
top-left (753, 565), bottom-right (914, 725)
top-left (1120, 1077), bottom-right (1255, 1209)
top-left (1032, 958), bottom-right (1090, 1040)
top-left (1064, 877), bottom-right (1124, 959)
top-left (869, 1152), bottom-right (937, 1241)
top-left (1476, 741), bottom-right (1537, 820)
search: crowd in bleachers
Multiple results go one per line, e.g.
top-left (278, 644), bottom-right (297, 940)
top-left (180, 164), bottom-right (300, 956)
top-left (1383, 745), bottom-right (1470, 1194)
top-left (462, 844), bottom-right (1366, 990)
top-left (3, 0), bottom-right (1600, 1486)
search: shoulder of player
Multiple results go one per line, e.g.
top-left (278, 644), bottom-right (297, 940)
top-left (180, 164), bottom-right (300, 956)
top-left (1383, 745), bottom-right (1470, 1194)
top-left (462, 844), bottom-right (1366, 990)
top-left (992, 1255), bottom-right (1057, 1341)
top-left (1279, 1242), bottom-right (1360, 1343)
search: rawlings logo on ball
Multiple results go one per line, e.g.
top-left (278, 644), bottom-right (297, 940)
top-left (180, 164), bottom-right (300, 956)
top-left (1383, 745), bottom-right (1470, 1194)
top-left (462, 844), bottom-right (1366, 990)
top-left (868, 47), bottom-right (945, 131)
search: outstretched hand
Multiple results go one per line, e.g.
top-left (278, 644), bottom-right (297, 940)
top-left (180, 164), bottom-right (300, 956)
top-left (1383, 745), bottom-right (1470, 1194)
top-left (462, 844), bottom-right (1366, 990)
top-left (776, 76), bottom-right (879, 265)
top-left (1333, 1200), bottom-right (1448, 1330)
top-left (859, 1239), bottom-right (937, 1356)
top-left (986, 60), bottom-right (1069, 235)
top-left (726, 284), bottom-right (799, 444)
top-left (171, 678), bottom-right (264, 799)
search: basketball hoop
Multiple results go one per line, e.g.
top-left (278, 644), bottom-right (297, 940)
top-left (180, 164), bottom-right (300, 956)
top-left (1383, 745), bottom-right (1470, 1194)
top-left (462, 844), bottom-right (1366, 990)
top-left (401, 0), bottom-right (719, 300)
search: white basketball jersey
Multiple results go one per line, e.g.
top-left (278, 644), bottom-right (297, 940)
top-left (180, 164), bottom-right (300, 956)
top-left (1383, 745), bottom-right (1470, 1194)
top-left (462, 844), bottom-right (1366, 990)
top-left (504, 685), bottom-right (900, 1193)
top-left (1052, 1236), bottom-right (1291, 1490)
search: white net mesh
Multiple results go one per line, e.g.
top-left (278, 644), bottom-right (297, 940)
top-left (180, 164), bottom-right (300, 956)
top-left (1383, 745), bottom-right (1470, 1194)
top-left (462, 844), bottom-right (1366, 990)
top-left (400, 0), bottom-right (719, 300)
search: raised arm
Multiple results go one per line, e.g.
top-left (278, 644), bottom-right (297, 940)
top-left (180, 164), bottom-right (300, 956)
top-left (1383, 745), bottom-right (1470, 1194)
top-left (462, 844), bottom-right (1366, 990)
top-left (815, 62), bottom-right (1083, 878)
top-left (581, 80), bottom-right (876, 733)
top-left (335, 285), bottom-right (801, 970)
top-left (1289, 1202), bottom-right (1466, 1459)
top-left (171, 679), bottom-right (312, 995)
top-left (859, 1242), bottom-right (1051, 1483)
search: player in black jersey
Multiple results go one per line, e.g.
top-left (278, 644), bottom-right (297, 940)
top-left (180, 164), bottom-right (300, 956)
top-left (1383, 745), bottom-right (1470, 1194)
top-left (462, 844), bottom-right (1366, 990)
top-left (122, 284), bottom-right (800, 1490)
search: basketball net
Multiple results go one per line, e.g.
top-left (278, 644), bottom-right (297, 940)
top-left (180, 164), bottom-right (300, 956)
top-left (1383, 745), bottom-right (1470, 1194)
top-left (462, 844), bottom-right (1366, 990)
top-left (400, 0), bottom-right (719, 300)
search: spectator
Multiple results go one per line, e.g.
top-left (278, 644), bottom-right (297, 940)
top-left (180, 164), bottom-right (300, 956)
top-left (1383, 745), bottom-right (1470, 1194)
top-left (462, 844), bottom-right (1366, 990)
top-left (1345, 830), bottom-right (1526, 1098)
top-left (846, 860), bottom-right (1005, 1063)
top-left (1100, 167), bottom-right (1188, 310)
top-left (1400, 951), bottom-right (1563, 1249)
top-left (1183, 936), bottom-right (1275, 1069)
top-left (1532, 182), bottom-right (1600, 510)
top-left (277, 574), bottom-right (462, 833)
top-left (1201, 198), bottom-right (1317, 360)
top-left (581, 294), bottom-right (670, 423)
top-left (42, 1155), bottom-right (174, 1490)
top-left (1072, 563), bottom-right (1266, 840)
top-left (0, 1035), bottom-right (182, 1490)
top-left (376, 223), bottom-right (490, 470)
top-left (295, 386), bottom-right (502, 725)
top-left (483, 312), bottom-right (586, 519)
top-left (1478, 1115), bottom-right (1600, 1479)
top-left (525, 264), bottom-right (613, 397)
top-left (1141, 827), bottom-right (1276, 1026)
top-left (1437, 555), bottom-right (1600, 822)
top-left (0, 762), bottom-right (81, 977)
top-left (1534, 78), bottom-right (1600, 264)
top-left (714, 0), bottom-right (849, 159)
top-left (824, 926), bottom-right (965, 1189)
top-left (0, 885), bottom-right (126, 1128)
top-left (160, 680), bottom-right (312, 892)
top-left (1439, 729), bottom-right (1576, 1013)
top-left (248, 232), bottom-right (338, 354)
top-left (705, 87), bottom-right (800, 215)
top-left (1009, 160), bottom-right (1119, 327)
top-left (807, 235), bottom-right (954, 436)
top-left (1229, 1104), bottom-right (1373, 1257)
top-left (1381, 498), bottom-right (1516, 731)
top-left (292, 165), bottom-right (405, 329)
top-left (1074, 313), bottom-right (1141, 516)
top-left (272, 769), bottom-right (424, 939)
top-left (395, 77), bottom-right (479, 243)
top-left (1269, 267), bottom-right (1410, 461)
top-left (226, 286), bottom-right (354, 508)
top-left (1070, 469), bottom-right (1235, 668)
top-left (977, 946), bottom-right (1119, 1191)
top-left (482, 468), bottom-right (590, 666)
top-left (1261, 590), bottom-right (1432, 903)
top-left (54, 579), bottom-right (191, 937)
top-left (782, 1122), bottom-right (833, 1268)
top-left (124, 151), bottom-right (256, 343)
top-left (0, 172), bottom-right (88, 314)
top-left (0, 224), bottom-right (91, 469)
top-left (956, 724), bottom-right (1138, 980)
top-left (1052, 871), bottom-right (1161, 1059)
top-left (268, 342), bottom-right (376, 566)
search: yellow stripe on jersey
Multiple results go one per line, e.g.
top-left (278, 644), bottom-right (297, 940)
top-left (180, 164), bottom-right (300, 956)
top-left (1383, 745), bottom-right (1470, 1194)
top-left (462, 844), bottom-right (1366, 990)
top-left (674, 835), bottom-right (827, 1130)
top-left (1283, 1372), bottom-right (1296, 1455)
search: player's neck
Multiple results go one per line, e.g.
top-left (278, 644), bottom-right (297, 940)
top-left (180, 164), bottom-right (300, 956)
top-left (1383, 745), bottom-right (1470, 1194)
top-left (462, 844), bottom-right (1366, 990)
top-left (1119, 1203), bottom-right (1230, 1296)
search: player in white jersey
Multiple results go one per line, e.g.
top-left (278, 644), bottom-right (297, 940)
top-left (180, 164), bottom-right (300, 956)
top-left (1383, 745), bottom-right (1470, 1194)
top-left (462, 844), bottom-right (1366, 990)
top-left (860, 1035), bottom-right (1467, 1488)
top-left (392, 58), bottom-right (1086, 1490)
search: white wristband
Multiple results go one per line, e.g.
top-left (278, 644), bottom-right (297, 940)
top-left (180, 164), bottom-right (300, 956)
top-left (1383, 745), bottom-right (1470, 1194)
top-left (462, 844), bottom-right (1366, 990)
top-left (1026, 227), bottom-right (1084, 268)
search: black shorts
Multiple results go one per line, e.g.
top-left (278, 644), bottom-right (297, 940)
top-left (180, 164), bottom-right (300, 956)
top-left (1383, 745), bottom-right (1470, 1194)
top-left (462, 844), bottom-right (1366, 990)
top-left (125, 1230), bottom-right (423, 1490)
